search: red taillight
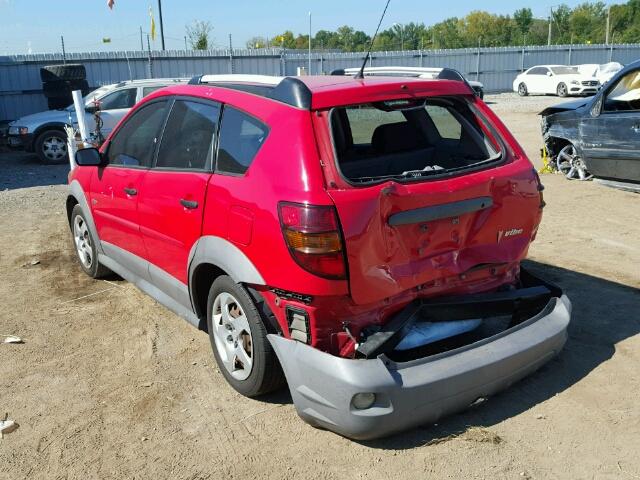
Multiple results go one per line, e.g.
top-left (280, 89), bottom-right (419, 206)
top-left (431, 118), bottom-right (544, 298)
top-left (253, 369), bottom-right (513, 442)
top-left (278, 202), bottom-right (346, 280)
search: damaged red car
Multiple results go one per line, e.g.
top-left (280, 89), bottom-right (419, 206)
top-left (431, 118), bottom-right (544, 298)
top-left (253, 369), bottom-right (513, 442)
top-left (66, 71), bottom-right (571, 439)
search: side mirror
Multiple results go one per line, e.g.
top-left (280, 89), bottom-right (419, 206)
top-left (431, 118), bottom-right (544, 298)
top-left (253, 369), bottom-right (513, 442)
top-left (590, 95), bottom-right (603, 117)
top-left (546, 71), bottom-right (552, 77)
top-left (75, 147), bottom-right (103, 166)
top-left (85, 104), bottom-right (98, 114)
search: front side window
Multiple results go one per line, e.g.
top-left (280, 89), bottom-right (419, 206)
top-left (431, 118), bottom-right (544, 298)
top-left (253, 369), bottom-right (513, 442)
top-left (155, 100), bottom-right (220, 170)
top-left (330, 98), bottom-right (501, 184)
top-left (528, 67), bottom-right (547, 75)
top-left (99, 88), bottom-right (137, 110)
top-left (604, 70), bottom-right (640, 112)
top-left (106, 101), bottom-right (168, 167)
top-left (216, 106), bottom-right (269, 175)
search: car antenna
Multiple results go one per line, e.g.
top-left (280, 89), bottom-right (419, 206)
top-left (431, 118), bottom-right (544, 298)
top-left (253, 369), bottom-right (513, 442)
top-left (354, 0), bottom-right (391, 79)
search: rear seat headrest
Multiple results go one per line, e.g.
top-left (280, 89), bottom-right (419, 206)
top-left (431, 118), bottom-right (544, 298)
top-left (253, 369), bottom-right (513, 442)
top-left (371, 122), bottom-right (428, 154)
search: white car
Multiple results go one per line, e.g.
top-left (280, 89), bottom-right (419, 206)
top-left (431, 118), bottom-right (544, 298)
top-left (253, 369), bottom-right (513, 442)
top-left (577, 62), bottom-right (624, 86)
top-left (513, 65), bottom-right (600, 97)
top-left (7, 78), bottom-right (186, 164)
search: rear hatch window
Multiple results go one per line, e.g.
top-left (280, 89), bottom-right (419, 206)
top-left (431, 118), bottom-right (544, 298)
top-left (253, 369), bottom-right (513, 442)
top-left (330, 97), bottom-right (502, 184)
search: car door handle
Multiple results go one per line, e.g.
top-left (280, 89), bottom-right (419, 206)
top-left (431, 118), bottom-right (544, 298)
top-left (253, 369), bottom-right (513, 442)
top-left (180, 199), bottom-right (199, 209)
top-left (123, 187), bottom-right (137, 196)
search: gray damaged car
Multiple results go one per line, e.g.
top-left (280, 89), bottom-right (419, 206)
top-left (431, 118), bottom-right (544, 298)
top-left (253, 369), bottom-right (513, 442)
top-left (541, 59), bottom-right (640, 186)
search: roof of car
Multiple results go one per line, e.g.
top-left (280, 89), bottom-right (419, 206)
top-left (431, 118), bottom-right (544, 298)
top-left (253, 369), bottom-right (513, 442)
top-left (154, 74), bottom-right (474, 110)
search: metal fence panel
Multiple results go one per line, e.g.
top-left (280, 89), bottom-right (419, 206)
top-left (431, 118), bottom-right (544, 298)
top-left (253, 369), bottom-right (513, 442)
top-left (2, 44), bottom-right (640, 121)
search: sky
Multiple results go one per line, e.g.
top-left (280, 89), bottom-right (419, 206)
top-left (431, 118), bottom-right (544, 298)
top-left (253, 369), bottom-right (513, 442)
top-left (1, 0), bottom-right (593, 55)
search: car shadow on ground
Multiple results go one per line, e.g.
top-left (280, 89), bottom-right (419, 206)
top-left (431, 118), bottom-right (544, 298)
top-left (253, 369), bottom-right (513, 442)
top-left (353, 259), bottom-right (640, 449)
top-left (0, 149), bottom-right (69, 190)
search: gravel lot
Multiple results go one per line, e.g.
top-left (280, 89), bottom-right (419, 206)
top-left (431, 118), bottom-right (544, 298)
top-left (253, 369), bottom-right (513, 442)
top-left (1, 94), bottom-right (639, 479)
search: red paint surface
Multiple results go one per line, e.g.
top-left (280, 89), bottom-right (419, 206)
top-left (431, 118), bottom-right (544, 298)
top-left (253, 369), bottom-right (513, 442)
top-left (70, 76), bottom-right (542, 355)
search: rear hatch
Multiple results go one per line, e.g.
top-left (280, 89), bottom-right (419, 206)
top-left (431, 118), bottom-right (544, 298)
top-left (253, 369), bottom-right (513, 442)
top-left (320, 94), bottom-right (542, 305)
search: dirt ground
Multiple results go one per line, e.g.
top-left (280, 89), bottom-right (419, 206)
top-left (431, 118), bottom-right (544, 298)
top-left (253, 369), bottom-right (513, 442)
top-left (1, 94), bottom-right (639, 479)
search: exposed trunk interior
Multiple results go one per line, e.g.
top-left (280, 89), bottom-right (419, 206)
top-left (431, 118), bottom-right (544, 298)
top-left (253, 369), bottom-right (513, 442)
top-left (356, 269), bottom-right (561, 363)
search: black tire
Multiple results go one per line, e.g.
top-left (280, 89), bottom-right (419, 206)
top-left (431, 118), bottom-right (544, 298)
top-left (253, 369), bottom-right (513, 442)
top-left (207, 275), bottom-right (285, 397)
top-left (70, 205), bottom-right (111, 278)
top-left (47, 97), bottom-right (71, 110)
top-left (518, 82), bottom-right (528, 96)
top-left (43, 79), bottom-right (89, 99)
top-left (557, 82), bottom-right (568, 97)
top-left (40, 64), bottom-right (86, 82)
top-left (34, 129), bottom-right (68, 164)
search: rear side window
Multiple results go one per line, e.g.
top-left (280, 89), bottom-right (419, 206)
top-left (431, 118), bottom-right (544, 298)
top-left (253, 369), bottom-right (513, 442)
top-left (142, 86), bottom-right (163, 97)
top-left (99, 88), bottom-right (137, 110)
top-left (330, 98), bottom-right (501, 184)
top-left (107, 101), bottom-right (168, 167)
top-left (156, 100), bottom-right (220, 170)
top-left (216, 106), bottom-right (269, 175)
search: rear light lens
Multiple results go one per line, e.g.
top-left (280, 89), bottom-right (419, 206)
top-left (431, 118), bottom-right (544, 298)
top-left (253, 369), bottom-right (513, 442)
top-left (278, 202), bottom-right (347, 279)
top-left (532, 169), bottom-right (546, 208)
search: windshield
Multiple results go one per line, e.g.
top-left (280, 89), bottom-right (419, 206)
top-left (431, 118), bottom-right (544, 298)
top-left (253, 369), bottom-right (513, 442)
top-left (330, 97), bottom-right (502, 184)
top-left (550, 66), bottom-right (578, 75)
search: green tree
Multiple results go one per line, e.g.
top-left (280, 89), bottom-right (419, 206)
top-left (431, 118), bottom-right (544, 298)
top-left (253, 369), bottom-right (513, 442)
top-left (271, 31), bottom-right (296, 49)
top-left (514, 7), bottom-right (533, 43)
top-left (246, 36), bottom-right (268, 49)
top-left (186, 20), bottom-right (213, 50)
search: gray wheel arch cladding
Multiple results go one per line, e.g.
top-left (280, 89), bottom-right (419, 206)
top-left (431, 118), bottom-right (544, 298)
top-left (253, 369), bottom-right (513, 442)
top-left (67, 180), bottom-right (104, 255)
top-left (188, 235), bottom-right (265, 287)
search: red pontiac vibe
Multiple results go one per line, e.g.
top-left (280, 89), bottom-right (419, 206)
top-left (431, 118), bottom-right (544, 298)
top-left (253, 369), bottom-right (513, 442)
top-left (66, 72), bottom-right (571, 439)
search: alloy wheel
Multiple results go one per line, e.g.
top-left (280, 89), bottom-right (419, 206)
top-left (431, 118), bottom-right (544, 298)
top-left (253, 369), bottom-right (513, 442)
top-left (211, 292), bottom-right (254, 381)
top-left (42, 135), bottom-right (67, 162)
top-left (556, 144), bottom-right (592, 180)
top-left (73, 215), bottom-right (93, 268)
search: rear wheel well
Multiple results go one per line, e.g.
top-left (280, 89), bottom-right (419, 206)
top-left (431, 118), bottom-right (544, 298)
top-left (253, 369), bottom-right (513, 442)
top-left (190, 263), bottom-right (281, 335)
top-left (192, 263), bottom-right (227, 327)
top-left (66, 195), bottom-right (79, 228)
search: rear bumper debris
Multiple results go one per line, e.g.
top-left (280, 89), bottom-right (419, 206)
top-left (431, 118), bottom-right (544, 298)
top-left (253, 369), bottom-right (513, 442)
top-left (268, 279), bottom-right (571, 440)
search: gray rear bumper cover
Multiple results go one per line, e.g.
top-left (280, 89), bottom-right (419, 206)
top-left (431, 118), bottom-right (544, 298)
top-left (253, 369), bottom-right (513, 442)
top-left (268, 294), bottom-right (571, 440)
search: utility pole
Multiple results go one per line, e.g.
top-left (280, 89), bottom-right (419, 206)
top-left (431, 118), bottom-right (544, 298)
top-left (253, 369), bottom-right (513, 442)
top-left (140, 26), bottom-right (144, 50)
top-left (605, 5), bottom-right (611, 44)
top-left (157, 0), bottom-right (166, 50)
top-left (308, 11), bottom-right (312, 75)
top-left (60, 35), bottom-right (66, 64)
top-left (228, 34), bottom-right (234, 74)
top-left (184, 36), bottom-right (188, 51)
top-left (547, 8), bottom-right (553, 46)
top-left (146, 34), bottom-right (153, 78)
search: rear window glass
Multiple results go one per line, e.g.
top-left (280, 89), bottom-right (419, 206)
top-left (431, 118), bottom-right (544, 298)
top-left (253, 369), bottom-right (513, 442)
top-left (330, 98), bottom-right (501, 184)
top-left (216, 106), bottom-right (269, 175)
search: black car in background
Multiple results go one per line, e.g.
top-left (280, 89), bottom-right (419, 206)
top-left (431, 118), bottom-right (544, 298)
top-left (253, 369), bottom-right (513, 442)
top-left (541, 59), bottom-right (640, 186)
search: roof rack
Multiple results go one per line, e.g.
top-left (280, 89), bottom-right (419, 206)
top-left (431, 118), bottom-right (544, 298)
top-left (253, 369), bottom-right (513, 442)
top-left (187, 74), bottom-right (312, 109)
top-left (330, 66), bottom-right (483, 95)
top-left (331, 66), bottom-right (467, 82)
